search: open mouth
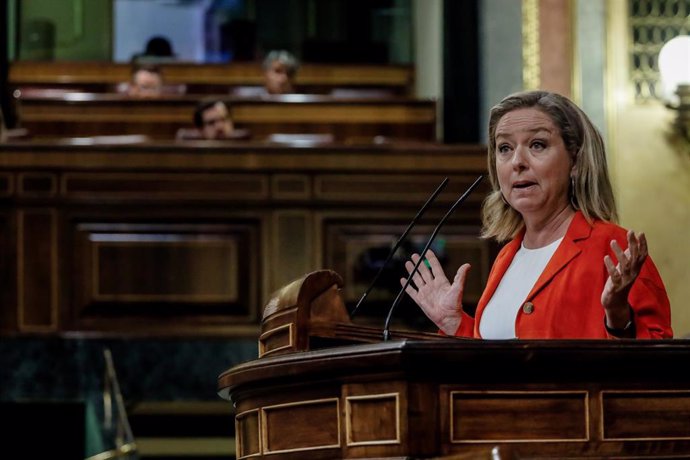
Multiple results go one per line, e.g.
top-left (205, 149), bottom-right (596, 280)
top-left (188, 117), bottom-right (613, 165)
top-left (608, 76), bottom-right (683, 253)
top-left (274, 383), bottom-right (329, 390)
top-left (513, 181), bottom-right (537, 189)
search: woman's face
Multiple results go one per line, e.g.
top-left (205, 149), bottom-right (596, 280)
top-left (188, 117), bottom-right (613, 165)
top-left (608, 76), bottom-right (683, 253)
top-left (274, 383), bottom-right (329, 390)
top-left (494, 107), bottom-right (574, 223)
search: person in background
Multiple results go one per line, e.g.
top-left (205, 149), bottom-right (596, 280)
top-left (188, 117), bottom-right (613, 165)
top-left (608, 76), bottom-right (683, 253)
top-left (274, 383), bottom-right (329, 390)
top-left (142, 36), bottom-right (175, 59)
top-left (193, 99), bottom-right (235, 139)
top-left (131, 35), bottom-right (177, 63)
top-left (402, 90), bottom-right (672, 340)
top-left (127, 63), bottom-right (163, 98)
top-left (262, 50), bottom-right (299, 95)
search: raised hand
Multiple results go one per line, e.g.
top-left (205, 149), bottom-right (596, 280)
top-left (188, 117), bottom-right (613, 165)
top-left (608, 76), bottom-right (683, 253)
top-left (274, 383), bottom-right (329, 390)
top-left (601, 230), bottom-right (648, 328)
top-left (400, 249), bottom-right (470, 335)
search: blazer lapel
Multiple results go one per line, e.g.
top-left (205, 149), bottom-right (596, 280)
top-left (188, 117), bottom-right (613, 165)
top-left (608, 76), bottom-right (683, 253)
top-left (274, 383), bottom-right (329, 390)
top-left (526, 211), bottom-right (592, 300)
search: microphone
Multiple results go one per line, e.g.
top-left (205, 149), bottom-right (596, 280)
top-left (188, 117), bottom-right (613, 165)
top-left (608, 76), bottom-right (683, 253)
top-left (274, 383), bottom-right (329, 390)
top-left (349, 177), bottom-right (449, 318)
top-left (382, 174), bottom-right (484, 341)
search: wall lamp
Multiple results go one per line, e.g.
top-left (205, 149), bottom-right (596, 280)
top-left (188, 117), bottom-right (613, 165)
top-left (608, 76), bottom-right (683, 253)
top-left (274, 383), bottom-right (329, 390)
top-left (659, 35), bottom-right (690, 141)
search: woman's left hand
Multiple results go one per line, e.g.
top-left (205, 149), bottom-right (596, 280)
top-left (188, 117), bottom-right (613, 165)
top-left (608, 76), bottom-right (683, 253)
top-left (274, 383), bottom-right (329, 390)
top-left (600, 230), bottom-right (647, 328)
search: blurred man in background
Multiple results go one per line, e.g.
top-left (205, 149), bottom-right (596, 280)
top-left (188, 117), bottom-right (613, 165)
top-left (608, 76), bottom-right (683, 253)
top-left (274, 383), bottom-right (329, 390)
top-left (127, 63), bottom-right (163, 98)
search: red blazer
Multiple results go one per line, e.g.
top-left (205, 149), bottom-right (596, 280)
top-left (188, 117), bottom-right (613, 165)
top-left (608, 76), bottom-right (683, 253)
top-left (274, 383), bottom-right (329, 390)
top-left (455, 211), bottom-right (672, 339)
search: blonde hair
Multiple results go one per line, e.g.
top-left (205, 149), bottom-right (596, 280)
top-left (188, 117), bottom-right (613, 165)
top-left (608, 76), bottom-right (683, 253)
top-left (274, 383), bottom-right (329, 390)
top-left (481, 90), bottom-right (617, 242)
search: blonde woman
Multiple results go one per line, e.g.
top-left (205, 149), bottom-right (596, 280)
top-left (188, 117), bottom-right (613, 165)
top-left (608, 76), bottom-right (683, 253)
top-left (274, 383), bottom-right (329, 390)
top-left (403, 91), bottom-right (672, 340)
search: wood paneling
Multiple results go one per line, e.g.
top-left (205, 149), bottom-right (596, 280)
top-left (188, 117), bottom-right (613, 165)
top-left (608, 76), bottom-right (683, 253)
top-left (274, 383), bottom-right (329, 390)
top-left (449, 391), bottom-right (588, 442)
top-left (220, 339), bottom-right (690, 459)
top-left (18, 173), bottom-right (57, 196)
top-left (344, 380), bottom-right (407, 456)
top-left (0, 212), bottom-right (16, 330)
top-left (0, 173), bottom-right (13, 196)
top-left (321, 219), bottom-right (492, 325)
top-left (0, 141), bottom-right (487, 337)
top-left (262, 398), bottom-right (340, 454)
top-left (236, 409), bottom-right (261, 458)
top-left (18, 209), bottom-right (57, 332)
top-left (602, 391), bottom-right (690, 440)
top-left (62, 172), bottom-right (268, 201)
top-left (70, 220), bottom-right (260, 332)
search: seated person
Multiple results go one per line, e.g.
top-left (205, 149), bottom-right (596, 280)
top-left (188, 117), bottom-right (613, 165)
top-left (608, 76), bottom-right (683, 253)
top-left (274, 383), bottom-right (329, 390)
top-left (232, 50), bottom-right (299, 97)
top-left (177, 99), bottom-right (249, 140)
top-left (132, 35), bottom-right (177, 63)
top-left (263, 50), bottom-right (299, 94)
top-left (127, 63), bottom-right (164, 98)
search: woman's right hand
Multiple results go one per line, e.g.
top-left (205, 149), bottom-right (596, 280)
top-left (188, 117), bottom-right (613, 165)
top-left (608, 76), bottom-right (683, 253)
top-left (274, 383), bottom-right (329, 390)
top-left (400, 249), bottom-right (470, 335)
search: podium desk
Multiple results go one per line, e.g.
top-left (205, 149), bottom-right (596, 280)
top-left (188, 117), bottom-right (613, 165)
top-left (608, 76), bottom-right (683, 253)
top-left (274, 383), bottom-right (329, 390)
top-left (219, 338), bottom-right (690, 459)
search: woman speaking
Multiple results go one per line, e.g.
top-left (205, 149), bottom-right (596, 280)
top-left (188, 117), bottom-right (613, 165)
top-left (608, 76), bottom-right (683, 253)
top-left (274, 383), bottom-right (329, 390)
top-left (402, 90), bottom-right (672, 339)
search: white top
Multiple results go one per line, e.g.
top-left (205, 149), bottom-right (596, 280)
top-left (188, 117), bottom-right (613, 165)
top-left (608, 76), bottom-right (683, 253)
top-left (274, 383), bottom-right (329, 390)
top-left (479, 237), bottom-right (563, 339)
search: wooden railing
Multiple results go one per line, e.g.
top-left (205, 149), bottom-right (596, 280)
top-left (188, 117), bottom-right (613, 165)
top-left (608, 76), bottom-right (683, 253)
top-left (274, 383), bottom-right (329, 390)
top-left (9, 61), bottom-right (415, 95)
top-left (14, 92), bottom-right (437, 141)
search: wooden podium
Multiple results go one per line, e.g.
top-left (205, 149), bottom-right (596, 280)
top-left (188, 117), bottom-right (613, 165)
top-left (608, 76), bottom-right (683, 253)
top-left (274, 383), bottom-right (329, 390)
top-left (218, 271), bottom-right (690, 459)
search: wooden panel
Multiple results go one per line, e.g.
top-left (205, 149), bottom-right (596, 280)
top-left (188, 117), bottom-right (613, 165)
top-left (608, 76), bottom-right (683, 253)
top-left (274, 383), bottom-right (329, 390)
top-left (231, 103), bottom-right (434, 123)
top-left (94, 239), bottom-right (238, 302)
top-left (342, 381), bottom-right (407, 458)
top-left (602, 391), bottom-right (690, 440)
top-left (0, 138), bottom-right (485, 173)
top-left (0, 173), bottom-right (15, 197)
top-left (18, 209), bottom-right (58, 332)
top-left (261, 398), bottom-right (340, 454)
top-left (321, 217), bottom-right (491, 326)
top-left (449, 391), bottom-right (589, 442)
top-left (71, 221), bottom-right (259, 325)
top-left (0, 212), bottom-right (16, 331)
top-left (236, 409), bottom-right (261, 459)
top-left (271, 174), bottom-right (310, 200)
top-left (315, 174), bottom-right (488, 205)
top-left (346, 393), bottom-right (400, 445)
top-left (62, 172), bottom-right (268, 201)
top-left (18, 173), bottom-right (57, 197)
top-left (259, 323), bottom-right (294, 358)
top-left (272, 211), bottom-right (312, 292)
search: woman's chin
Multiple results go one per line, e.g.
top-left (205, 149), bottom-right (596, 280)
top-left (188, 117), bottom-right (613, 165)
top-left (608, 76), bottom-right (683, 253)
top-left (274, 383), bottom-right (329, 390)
top-left (510, 200), bottom-right (545, 216)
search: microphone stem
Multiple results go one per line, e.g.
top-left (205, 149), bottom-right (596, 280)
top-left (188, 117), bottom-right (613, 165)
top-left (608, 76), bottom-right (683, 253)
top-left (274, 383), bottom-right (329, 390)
top-left (382, 175), bottom-right (483, 341)
top-left (349, 177), bottom-right (449, 318)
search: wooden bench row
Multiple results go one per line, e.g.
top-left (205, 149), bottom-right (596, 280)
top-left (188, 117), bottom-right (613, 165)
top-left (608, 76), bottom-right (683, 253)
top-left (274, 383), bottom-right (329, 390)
top-left (9, 61), bottom-right (415, 95)
top-left (14, 92), bottom-right (438, 141)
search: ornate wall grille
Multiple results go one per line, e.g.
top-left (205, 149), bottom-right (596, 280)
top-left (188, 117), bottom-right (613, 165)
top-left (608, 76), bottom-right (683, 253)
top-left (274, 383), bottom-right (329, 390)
top-left (630, 0), bottom-right (690, 102)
